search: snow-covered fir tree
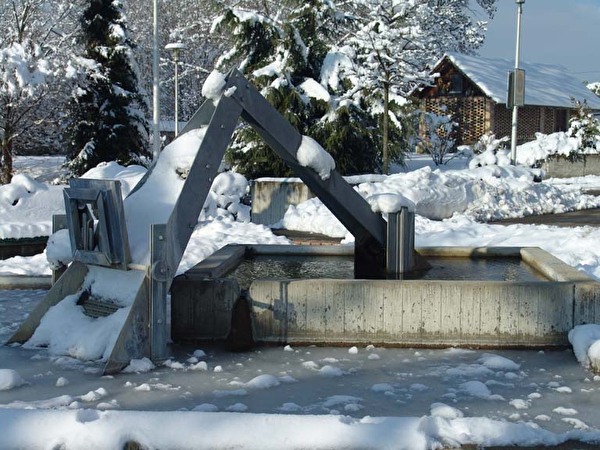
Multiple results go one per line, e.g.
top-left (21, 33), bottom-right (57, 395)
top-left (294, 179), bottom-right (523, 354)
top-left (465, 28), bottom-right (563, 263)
top-left (212, 0), bottom-right (381, 178)
top-left (65, 0), bottom-right (150, 176)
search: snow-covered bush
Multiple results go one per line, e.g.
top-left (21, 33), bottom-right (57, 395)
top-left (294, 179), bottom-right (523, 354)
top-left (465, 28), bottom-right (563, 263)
top-left (415, 110), bottom-right (458, 166)
top-left (468, 132), bottom-right (510, 169)
top-left (568, 99), bottom-right (600, 152)
top-left (201, 172), bottom-right (251, 222)
top-left (516, 132), bottom-right (585, 167)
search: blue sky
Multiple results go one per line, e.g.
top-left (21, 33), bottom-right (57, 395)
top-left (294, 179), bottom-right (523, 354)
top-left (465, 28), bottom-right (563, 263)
top-left (478, 0), bottom-right (600, 82)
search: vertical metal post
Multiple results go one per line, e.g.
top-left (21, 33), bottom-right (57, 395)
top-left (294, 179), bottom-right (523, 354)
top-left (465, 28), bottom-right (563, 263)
top-left (386, 207), bottom-right (415, 278)
top-left (51, 214), bottom-right (68, 285)
top-left (174, 54), bottom-right (179, 136)
top-left (152, 0), bottom-right (161, 160)
top-left (150, 223), bottom-right (169, 362)
top-left (510, 0), bottom-right (525, 165)
top-left (165, 42), bottom-right (186, 138)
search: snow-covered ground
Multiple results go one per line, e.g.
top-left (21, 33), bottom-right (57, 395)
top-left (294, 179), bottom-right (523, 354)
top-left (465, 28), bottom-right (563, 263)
top-left (2, 150), bottom-right (600, 448)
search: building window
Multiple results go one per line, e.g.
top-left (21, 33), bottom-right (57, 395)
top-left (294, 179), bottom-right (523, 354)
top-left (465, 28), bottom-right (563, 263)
top-left (449, 74), bottom-right (463, 95)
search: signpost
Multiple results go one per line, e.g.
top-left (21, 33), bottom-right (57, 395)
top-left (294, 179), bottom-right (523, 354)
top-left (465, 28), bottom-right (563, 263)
top-left (510, 0), bottom-right (525, 165)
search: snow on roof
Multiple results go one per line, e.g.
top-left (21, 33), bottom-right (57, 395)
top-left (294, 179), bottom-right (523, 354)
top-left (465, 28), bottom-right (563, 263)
top-left (439, 52), bottom-right (600, 110)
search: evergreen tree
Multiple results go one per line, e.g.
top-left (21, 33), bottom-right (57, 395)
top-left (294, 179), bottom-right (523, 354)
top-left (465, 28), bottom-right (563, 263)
top-left (65, 0), bottom-right (150, 176)
top-left (213, 0), bottom-right (381, 178)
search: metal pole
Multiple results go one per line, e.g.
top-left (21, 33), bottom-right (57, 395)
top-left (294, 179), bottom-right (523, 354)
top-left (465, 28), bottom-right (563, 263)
top-left (510, 0), bottom-right (524, 165)
top-left (152, 0), bottom-right (161, 160)
top-left (165, 43), bottom-right (186, 137)
top-left (174, 51), bottom-right (179, 136)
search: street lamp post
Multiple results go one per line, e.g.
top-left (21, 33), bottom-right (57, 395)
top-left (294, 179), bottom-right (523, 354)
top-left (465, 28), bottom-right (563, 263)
top-left (165, 42), bottom-right (186, 137)
top-left (510, 0), bottom-right (525, 165)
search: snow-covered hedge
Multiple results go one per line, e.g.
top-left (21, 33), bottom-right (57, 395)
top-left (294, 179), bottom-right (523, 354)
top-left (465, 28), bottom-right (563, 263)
top-left (516, 132), bottom-right (586, 166)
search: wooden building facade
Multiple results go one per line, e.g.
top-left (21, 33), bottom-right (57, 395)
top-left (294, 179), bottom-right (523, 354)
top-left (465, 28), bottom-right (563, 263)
top-left (412, 54), bottom-right (599, 146)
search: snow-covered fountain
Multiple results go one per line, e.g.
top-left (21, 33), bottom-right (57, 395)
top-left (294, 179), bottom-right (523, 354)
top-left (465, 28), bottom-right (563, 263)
top-left (7, 70), bottom-right (600, 374)
top-left (6, 69), bottom-right (430, 372)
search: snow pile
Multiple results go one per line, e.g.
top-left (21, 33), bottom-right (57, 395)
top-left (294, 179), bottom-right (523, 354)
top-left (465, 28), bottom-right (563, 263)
top-left (0, 400), bottom-right (598, 449)
top-left (45, 230), bottom-right (72, 270)
top-left (279, 197), bottom-right (346, 237)
top-left (23, 266), bottom-right (145, 361)
top-left (280, 164), bottom-right (600, 235)
top-left (123, 358), bottom-right (155, 374)
top-left (124, 128), bottom-right (209, 264)
top-left (0, 252), bottom-right (51, 276)
top-left (82, 161), bottom-right (146, 197)
top-left (0, 174), bottom-right (64, 239)
top-left (569, 325), bottom-right (600, 373)
top-left (468, 133), bottom-right (511, 169)
top-left (366, 193), bottom-right (415, 214)
top-left (0, 369), bottom-right (26, 391)
top-left (296, 135), bottom-right (336, 180)
top-left (355, 167), bottom-right (475, 220)
top-left (202, 70), bottom-right (227, 100)
top-left (202, 172), bottom-right (250, 222)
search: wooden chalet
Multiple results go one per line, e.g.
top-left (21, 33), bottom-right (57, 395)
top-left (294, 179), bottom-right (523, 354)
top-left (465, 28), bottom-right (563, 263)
top-left (412, 53), bottom-right (600, 145)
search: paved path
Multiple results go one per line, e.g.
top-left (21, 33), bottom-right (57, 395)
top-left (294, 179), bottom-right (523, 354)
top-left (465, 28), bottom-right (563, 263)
top-left (274, 207), bottom-right (600, 242)
top-left (491, 207), bottom-right (600, 228)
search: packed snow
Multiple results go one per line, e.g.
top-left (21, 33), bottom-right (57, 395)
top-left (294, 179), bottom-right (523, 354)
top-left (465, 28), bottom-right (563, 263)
top-left (201, 70), bottom-right (227, 100)
top-left (296, 135), bottom-right (336, 180)
top-left (2, 150), bottom-right (600, 448)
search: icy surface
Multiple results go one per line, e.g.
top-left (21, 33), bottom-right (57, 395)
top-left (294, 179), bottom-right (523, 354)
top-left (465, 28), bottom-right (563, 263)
top-left (2, 297), bottom-right (600, 448)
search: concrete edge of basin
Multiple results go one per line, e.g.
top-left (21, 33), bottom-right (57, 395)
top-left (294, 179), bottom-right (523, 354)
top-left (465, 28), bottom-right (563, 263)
top-left (170, 244), bottom-right (600, 348)
top-left (0, 275), bottom-right (52, 290)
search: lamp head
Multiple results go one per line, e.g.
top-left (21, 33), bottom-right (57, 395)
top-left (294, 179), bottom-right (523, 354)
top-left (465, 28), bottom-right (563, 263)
top-left (515, 0), bottom-right (524, 4)
top-left (165, 42), bottom-right (186, 51)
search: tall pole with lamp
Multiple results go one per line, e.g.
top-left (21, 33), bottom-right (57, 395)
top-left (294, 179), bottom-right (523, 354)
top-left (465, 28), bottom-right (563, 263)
top-left (165, 42), bottom-right (186, 137)
top-left (510, 0), bottom-right (525, 165)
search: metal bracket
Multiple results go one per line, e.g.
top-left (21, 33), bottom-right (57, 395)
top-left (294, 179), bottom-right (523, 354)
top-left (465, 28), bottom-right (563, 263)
top-left (64, 179), bottom-right (131, 270)
top-left (150, 223), bottom-right (169, 362)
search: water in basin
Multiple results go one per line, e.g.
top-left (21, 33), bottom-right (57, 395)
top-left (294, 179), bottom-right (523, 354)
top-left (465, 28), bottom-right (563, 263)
top-left (227, 255), bottom-right (549, 289)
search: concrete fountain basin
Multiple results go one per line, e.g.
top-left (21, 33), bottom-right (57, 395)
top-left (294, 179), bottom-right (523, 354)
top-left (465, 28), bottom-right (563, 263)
top-left (171, 244), bottom-right (600, 348)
